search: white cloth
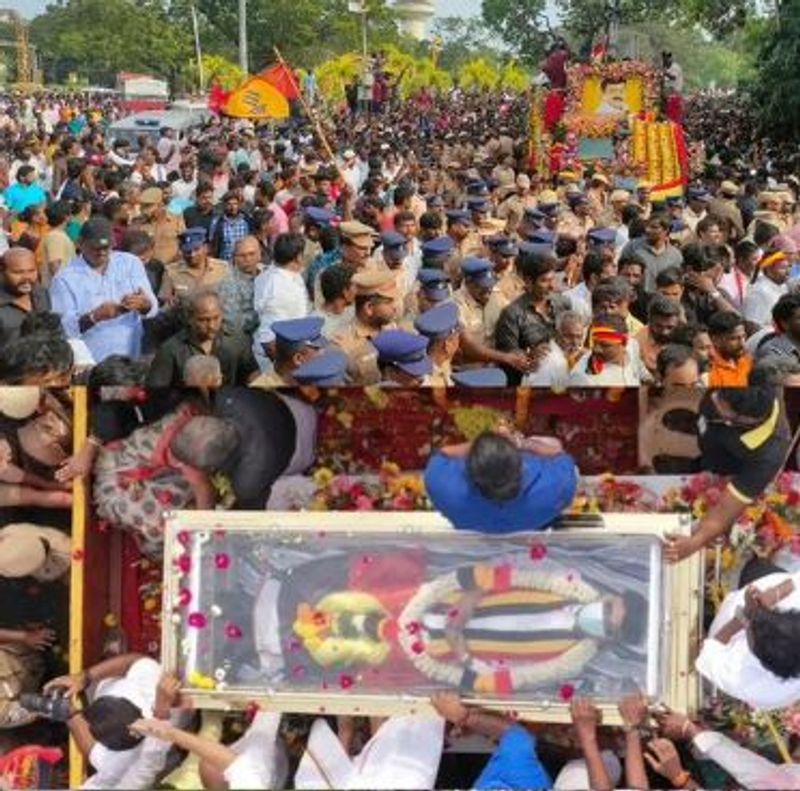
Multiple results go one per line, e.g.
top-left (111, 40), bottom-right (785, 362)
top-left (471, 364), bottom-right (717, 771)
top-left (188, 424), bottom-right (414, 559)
top-left (253, 265), bottom-right (311, 347)
top-left (223, 711), bottom-right (288, 790)
top-left (568, 351), bottom-right (647, 386)
top-left (695, 571), bottom-right (800, 709)
top-left (554, 750), bottom-right (622, 790)
top-left (82, 658), bottom-right (170, 790)
top-left (522, 344), bottom-right (570, 389)
top-left (171, 178), bottom-right (197, 202)
top-left (692, 730), bottom-right (800, 789)
top-left (743, 277), bottom-right (787, 327)
top-left (294, 715), bottom-right (444, 790)
top-left (276, 393), bottom-right (318, 476)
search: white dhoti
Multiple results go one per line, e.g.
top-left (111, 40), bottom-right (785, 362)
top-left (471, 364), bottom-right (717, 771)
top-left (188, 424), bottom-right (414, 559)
top-left (224, 711), bottom-right (289, 790)
top-left (294, 715), bottom-right (445, 790)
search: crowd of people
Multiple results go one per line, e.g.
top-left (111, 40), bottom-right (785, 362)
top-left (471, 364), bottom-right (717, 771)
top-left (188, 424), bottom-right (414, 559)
top-left (0, 86), bottom-right (797, 390)
top-left (0, 59), bottom-right (798, 790)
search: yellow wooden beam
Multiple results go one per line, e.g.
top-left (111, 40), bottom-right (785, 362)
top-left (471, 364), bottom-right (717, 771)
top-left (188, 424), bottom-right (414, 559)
top-left (68, 386), bottom-right (89, 789)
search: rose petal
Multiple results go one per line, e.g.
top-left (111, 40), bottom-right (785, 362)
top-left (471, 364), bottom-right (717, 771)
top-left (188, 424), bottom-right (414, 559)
top-left (559, 683), bottom-right (575, 701)
top-left (529, 542), bottom-right (547, 561)
top-left (177, 555), bottom-right (191, 573)
top-left (411, 640), bottom-right (425, 655)
top-left (178, 588), bottom-right (192, 607)
top-left (224, 623), bottom-right (242, 639)
top-left (339, 674), bottom-right (354, 689)
top-left (177, 530), bottom-right (190, 546)
top-left (188, 612), bottom-right (207, 628)
top-left (214, 552), bottom-right (231, 570)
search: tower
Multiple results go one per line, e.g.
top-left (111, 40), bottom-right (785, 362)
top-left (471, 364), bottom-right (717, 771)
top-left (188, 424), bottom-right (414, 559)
top-left (393, 0), bottom-right (435, 40)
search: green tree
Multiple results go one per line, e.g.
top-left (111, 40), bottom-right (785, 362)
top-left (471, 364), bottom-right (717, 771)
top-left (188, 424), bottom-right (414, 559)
top-left (192, 0), bottom-right (401, 71)
top-left (480, 0), bottom-right (549, 66)
top-left (430, 17), bottom-right (504, 72)
top-left (30, 0), bottom-right (193, 87)
top-left (458, 57), bottom-right (500, 91)
top-left (749, 0), bottom-right (800, 139)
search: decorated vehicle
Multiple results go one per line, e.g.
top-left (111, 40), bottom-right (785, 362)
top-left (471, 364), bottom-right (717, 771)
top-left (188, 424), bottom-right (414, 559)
top-left (530, 59), bottom-right (689, 199)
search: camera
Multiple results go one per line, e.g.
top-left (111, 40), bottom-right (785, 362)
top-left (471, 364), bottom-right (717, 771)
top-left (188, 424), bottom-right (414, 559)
top-left (18, 690), bottom-right (72, 722)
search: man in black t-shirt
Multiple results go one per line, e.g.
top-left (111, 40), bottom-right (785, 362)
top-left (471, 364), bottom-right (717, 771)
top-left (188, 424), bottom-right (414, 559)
top-left (665, 386), bottom-right (791, 562)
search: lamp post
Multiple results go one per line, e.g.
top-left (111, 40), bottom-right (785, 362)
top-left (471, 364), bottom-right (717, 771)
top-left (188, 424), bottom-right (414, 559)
top-left (238, 0), bottom-right (248, 73)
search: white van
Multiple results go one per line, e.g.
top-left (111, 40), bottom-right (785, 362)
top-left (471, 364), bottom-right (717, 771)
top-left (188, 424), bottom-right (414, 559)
top-left (107, 107), bottom-right (213, 150)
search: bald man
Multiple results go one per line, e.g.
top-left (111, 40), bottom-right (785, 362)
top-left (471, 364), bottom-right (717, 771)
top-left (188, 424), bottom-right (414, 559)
top-left (0, 247), bottom-right (51, 346)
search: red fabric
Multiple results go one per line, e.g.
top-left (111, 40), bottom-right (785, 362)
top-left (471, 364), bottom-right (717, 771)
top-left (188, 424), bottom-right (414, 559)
top-left (666, 95), bottom-right (684, 125)
top-left (671, 121), bottom-right (690, 183)
top-left (495, 669), bottom-right (513, 695)
top-left (208, 83), bottom-right (231, 113)
top-left (259, 64), bottom-right (300, 100)
top-left (494, 565), bottom-right (513, 592)
top-left (544, 91), bottom-right (565, 131)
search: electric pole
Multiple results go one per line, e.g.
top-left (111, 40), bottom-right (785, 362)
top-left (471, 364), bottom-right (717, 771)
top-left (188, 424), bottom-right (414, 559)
top-left (239, 0), bottom-right (248, 73)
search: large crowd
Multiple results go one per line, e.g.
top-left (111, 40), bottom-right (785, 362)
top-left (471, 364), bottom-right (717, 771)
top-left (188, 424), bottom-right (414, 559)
top-left (0, 62), bottom-right (799, 790)
top-left (0, 84), bottom-right (797, 391)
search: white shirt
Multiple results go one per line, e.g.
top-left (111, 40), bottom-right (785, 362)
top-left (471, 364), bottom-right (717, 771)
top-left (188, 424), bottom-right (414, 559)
top-left (691, 730), bottom-right (800, 789)
top-left (313, 305), bottom-right (355, 339)
top-left (171, 177), bottom-right (197, 201)
top-left (223, 711), bottom-right (288, 790)
top-left (253, 265), bottom-right (311, 346)
top-left (82, 658), bottom-right (170, 790)
top-left (522, 343), bottom-right (570, 389)
top-left (295, 715), bottom-right (444, 790)
top-left (743, 276), bottom-right (787, 327)
top-left (568, 351), bottom-right (646, 386)
top-left (695, 571), bottom-right (800, 709)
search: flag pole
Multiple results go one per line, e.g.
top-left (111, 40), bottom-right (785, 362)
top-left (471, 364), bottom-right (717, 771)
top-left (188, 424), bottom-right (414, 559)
top-left (272, 46), bottom-right (343, 181)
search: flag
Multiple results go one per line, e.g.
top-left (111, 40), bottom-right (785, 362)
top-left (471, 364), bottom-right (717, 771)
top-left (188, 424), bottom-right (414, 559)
top-left (260, 63), bottom-right (300, 101)
top-left (208, 82), bottom-right (231, 114)
top-left (222, 75), bottom-right (290, 120)
top-left (591, 36), bottom-right (609, 63)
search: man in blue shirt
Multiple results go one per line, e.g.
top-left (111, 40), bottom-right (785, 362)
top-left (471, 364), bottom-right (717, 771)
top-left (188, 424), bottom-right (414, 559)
top-left (4, 166), bottom-right (47, 215)
top-left (50, 217), bottom-right (158, 362)
top-left (424, 425), bottom-right (578, 533)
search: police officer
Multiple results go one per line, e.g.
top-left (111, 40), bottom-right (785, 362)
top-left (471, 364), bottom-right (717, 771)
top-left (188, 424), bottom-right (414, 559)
top-left (161, 227), bottom-right (229, 302)
top-left (487, 235), bottom-right (524, 304)
top-left (415, 302), bottom-right (460, 386)
top-left (379, 230), bottom-right (413, 319)
top-left (292, 349), bottom-right (349, 386)
top-left (453, 258), bottom-right (504, 350)
top-left (415, 268), bottom-right (452, 316)
top-left (451, 367), bottom-right (508, 387)
top-left (372, 329), bottom-right (433, 387)
top-left (330, 269), bottom-right (399, 385)
top-left (250, 316), bottom-right (327, 388)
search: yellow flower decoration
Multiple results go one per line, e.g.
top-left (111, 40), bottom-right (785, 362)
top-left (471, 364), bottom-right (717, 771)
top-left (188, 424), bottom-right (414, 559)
top-left (189, 670), bottom-right (216, 690)
top-left (313, 467), bottom-right (335, 487)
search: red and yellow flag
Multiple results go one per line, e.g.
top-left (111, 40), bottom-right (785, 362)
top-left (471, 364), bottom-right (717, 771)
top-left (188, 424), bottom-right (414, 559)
top-left (260, 63), bottom-right (300, 101)
top-left (222, 75), bottom-right (290, 119)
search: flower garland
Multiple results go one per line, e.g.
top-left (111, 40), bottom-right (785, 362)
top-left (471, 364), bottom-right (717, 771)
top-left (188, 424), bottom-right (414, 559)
top-left (396, 565), bottom-right (599, 693)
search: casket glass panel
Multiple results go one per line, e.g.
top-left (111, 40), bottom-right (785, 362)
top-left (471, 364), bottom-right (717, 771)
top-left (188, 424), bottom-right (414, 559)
top-left (164, 526), bottom-right (667, 703)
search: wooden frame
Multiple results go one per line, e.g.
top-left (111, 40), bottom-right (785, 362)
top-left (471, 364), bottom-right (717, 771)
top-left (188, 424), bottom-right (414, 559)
top-left (68, 387), bottom-right (89, 789)
top-left (161, 511), bottom-right (703, 725)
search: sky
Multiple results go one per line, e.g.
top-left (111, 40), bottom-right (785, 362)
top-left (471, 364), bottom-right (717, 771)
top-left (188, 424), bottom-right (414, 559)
top-left (15, 0), bottom-right (516, 20)
top-left (17, 0), bottom-right (557, 24)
